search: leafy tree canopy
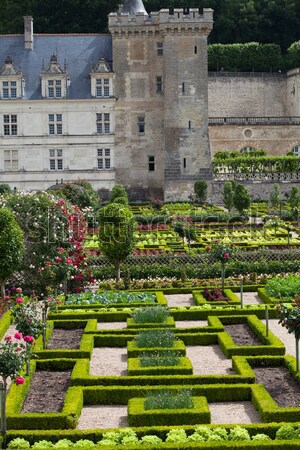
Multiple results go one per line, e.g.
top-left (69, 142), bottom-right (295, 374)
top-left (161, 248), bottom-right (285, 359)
top-left (1, 0), bottom-right (300, 51)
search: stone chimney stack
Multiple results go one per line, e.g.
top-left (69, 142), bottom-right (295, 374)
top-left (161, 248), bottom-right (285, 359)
top-left (24, 16), bottom-right (33, 50)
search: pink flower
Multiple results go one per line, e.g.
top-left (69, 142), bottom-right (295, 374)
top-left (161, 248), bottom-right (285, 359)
top-left (23, 335), bottom-right (34, 343)
top-left (56, 257), bottom-right (62, 262)
top-left (5, 335), bottom-right (12, 342)
top-left (223, 253), bottom-right (229, 259)
top-left (206, 246), bottom-right (211, 251)
top-left (66, 258), bottom-right (72, 264)
top-left (16, 346), bottom-right (22, 352)
top-left (15, 376), bottom-right (25, 385)
top-left (58, 247), bottom-right (65, 253)
top-left (45, 261), bottom-right (51, 266)
top-left (14, 332), bottom-right (23, 340)
top-left (16, 297), bottom-right (24, 304)
top-left (16, 287), bottom-right (23, 293)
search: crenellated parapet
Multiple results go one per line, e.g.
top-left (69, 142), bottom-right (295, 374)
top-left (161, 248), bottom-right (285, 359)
top-left (108, 8), bottom-right (213, 37)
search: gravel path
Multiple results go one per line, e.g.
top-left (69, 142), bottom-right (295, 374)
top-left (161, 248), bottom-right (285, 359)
top-left (77, 405), bottom-right (128, 429)
top-left (176, 320), bottom-right (208, 328)
top-left (97, 322), bottom-right (126, 330)
top-left (164, 294), bottom-right (194, 307)
top-left (186, 345), bottom-right (233, 375)
top-left (241, 292), bottom-right (262, 305)
top-left (259, 318), bottom-right (297, 357)
top-left (90, 348), bottom-right (127, 376)
top-left (209, 402), bottom-right (261, 424)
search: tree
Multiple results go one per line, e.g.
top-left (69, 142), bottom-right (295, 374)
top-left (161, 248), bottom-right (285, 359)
top-left (0, 208), bottom-right (24, 299)
top-left (233, 183), bottom-right (250, 214)
top-left (110, 184), bottom-right (129, 205)
top-left (98, 203), bottom-right (135, 281)
top-left (194, 180), bottom-right (208, 204)
top-left (269, 183), bottom-right (281, 211)
top-left (288, 186), bottom-right (300, 223)
top-left (223, 181), bottom-right (235, 212)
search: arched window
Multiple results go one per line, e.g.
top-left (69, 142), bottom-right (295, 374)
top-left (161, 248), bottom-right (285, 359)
top-left (291, 145), bottom-right (300, 156)
top-left (240, 146), bottom-right (256, 153)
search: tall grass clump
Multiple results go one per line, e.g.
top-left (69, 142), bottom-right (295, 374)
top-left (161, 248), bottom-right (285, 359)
top-left (131, 305), bottom-right (169, 323)
top-left (144, 389), bottom-right (193, 410)
top-left (135, 329), bottom-right (176, 348)
top-left (140, 351), bottom-right (180, 367)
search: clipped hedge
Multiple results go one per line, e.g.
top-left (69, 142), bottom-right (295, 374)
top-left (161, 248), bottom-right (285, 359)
top-left (127, 356), bottom-right (193, 376)
top-left (127, 317), bottom-right (175, 329)
top-left (217, 315), bottom-right (285, 357)
top-left (128, 396), bottom-right (210, 426)
top-left (127, 340), bottom-right (186, 358)
top-left (6, 358), bottom-right (83, 430)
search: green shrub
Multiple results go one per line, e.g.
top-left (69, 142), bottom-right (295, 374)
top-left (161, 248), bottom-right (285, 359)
top-left (144, 389), bottom-right (193, 410)
top-left (134, 329), bottom-right (176, 348)
top-left (131, 305), bottom-right (169, 323)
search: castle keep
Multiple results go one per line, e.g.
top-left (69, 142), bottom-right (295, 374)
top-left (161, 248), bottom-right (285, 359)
top-left (1, 2), bottom-right (300, 199)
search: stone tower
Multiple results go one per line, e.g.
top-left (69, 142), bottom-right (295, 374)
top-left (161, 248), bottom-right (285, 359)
top-left (109, 3), bottom-right (213, 200)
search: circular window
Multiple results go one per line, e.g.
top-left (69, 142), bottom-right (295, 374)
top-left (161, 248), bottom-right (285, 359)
top-left (240, 146), bottom-right (256, 153)
top-left (244, 129), bottom-right (253, 138)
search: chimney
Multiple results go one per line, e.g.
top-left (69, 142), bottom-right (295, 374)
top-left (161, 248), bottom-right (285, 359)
top-left (24, 16), bottom-right (33, 50)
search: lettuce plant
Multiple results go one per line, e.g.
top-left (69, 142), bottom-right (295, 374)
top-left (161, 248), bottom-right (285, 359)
top-left (228, 426), bottom-right (251, 441)
top-left (7, 438), bottom-right (30, 449)
top-left (165, 429), bottom-right (188, 443)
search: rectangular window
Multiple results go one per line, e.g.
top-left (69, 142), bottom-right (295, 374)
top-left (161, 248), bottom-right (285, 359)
top-left (96, 78), bottom-right (110, 97)
top-left (2, 81), bottom-right (17, 99)
top-left (97, 148), bottom-right (111, 170)
top-left (157, 42), bottom-right (163, 56)
top-left (48, 114), bottom-right (62, 135)
top-left (183, 157), bottom-right (187, 169)
top-left (3, 114), bottom-right (17, 135)
top-left (138, 116), bottom-right (145, 133)
top-left (48, 80), bottom-right (62, 98)
top-left (156, 76), bottom-right (163, 92)
top-left (49, 149), bottom-right (63, 170)
top-left (4, 149), bottom-right (18, 171)
top-left (148, 155), bottom-right (155, 172)
top-left (96, 113), bottom-right (110, 134)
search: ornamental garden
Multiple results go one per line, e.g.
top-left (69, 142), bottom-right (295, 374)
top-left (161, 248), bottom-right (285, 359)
top-left (1, 179), bottom-right (300, 449)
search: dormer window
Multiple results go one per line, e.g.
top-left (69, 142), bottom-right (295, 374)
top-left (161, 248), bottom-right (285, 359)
top-left (48, 80), bottom-right (62, 98)
top-left (91, 57), bottom-right (114, 98)
top-left (41, 54), bottom-right (69, 99)
top-left (96, 78), bottom-right (110, 97)
top-left (0, 56), bottom-right (23, 100)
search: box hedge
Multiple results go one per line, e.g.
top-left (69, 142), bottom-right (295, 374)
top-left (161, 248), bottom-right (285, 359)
top-left (128, 396), bottom-right (210, 426)
top-left (127, 356), bottom-right (193, 376)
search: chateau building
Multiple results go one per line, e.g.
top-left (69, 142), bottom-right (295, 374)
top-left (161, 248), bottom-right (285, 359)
top-left (1, 2), bottom-right (300, 199)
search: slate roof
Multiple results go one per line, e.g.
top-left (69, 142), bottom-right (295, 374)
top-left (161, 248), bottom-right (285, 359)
top-left (0, 34), bottom-right (112, 100)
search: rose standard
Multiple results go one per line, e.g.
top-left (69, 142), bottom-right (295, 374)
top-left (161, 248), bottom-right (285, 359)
top-left (206, 242), bottom-right (236, 291)
top-left (9, 299), bottom-right (45, 375)
top-left (0, 333), bottom-right (26, 439)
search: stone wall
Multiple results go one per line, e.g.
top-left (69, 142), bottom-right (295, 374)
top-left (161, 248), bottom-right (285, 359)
top-left (208, 74), bottom-right (287, 117)
top-left (209, 124), bottom-right (300, 155)
top-left (211, 180), bottom-right (299, 204)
